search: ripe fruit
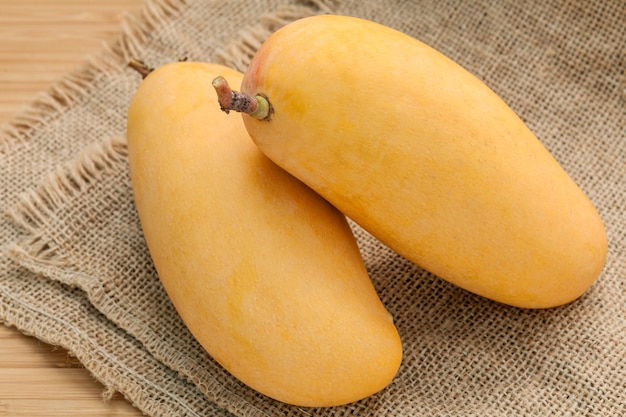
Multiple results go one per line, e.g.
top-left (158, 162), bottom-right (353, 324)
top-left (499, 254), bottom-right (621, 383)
top-left (126, 61), bottom-right (402, 407)
top-left (213, 15), bottom-right (607, 309)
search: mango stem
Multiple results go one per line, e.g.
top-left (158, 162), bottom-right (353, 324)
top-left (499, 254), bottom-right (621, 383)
top-left (128, 59), bottom-right (153, 79)
top-left (212, 76), bottom-right (271, 121)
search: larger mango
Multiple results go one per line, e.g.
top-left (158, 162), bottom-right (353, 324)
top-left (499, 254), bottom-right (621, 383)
top-left (126, 61), bottom-right (402, 407)
top-left (214, 15), bottom-right (607, 309)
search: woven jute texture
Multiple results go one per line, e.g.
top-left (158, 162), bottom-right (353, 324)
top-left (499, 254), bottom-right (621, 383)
top-left (1, 0), bottom-right (625, 416)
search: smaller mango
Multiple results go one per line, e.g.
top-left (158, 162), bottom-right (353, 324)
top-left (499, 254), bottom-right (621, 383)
top-left (126, 61), bottom-right (402, 407)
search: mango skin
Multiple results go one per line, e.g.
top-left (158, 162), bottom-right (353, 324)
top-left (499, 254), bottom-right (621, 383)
top-left (239, 15), bottom-right (608, 309)
top-left (126, 62), bottom-right (402, 407)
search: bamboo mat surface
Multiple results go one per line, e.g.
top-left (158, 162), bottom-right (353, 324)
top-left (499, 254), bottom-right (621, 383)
top-left (0, 1), bottom-right (145, 415)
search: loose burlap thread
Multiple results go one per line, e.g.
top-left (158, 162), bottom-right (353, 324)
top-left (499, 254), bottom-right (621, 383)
top-left (1, 0), bottom-right (625, 416)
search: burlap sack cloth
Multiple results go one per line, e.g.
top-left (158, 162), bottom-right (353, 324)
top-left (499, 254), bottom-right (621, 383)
top-left (1, 0), bottom-right (624, 415)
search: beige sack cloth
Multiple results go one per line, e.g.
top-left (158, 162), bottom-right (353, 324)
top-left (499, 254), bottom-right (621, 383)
top-left (1, 0), bottom-right (625, 416)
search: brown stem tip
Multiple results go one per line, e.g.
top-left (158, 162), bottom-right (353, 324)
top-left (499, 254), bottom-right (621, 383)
top-left (128, 59), bottom-right (153, 79)
top-left (212, 76), bottom-right (271, 121)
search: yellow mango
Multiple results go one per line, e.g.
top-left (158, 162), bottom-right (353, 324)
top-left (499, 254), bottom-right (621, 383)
top-left (126, 61), bottom-right (402, 407)
top-left (213, 15), bottom-right (608, 309)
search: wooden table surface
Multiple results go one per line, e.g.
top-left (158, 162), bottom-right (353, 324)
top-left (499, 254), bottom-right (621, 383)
top-left (0, 1), bottom-right (146, 415)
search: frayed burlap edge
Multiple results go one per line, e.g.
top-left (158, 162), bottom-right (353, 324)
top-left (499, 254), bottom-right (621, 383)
top-left (0, 0), bottom-right (184, 153)
top-left (0, 283), bottom-right (223, 417)
top-left (7, 136), bottom-right (128, 269)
